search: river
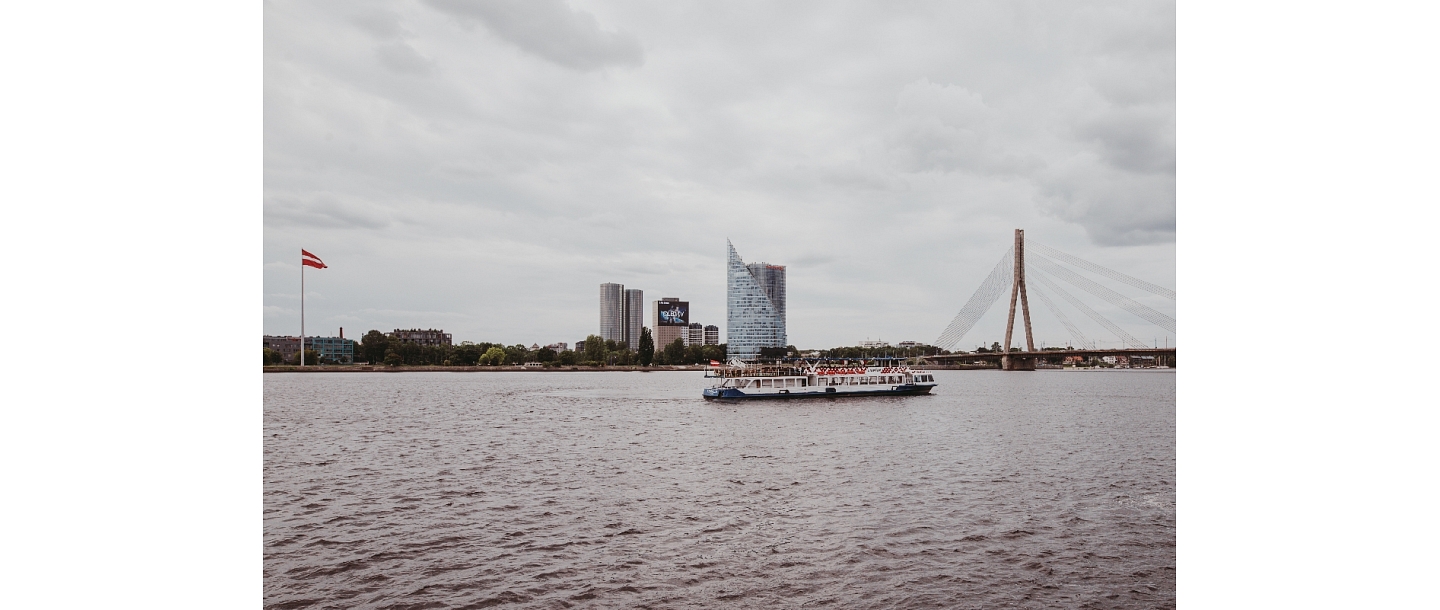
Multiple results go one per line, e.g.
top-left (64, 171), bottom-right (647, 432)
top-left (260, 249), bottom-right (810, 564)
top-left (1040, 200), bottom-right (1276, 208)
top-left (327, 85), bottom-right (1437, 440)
top-left (264, 369), bottom-right (1175, 608)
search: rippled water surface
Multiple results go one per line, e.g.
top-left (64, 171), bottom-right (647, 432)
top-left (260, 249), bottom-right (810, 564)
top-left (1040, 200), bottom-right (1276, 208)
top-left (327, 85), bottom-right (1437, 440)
top-left (264, 370), bottom-right (1174, 609)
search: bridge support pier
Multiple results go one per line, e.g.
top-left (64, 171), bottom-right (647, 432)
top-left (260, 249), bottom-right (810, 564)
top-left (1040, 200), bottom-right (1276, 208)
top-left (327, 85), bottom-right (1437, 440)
top-left (1003, 357), bottom-right (1036, 371)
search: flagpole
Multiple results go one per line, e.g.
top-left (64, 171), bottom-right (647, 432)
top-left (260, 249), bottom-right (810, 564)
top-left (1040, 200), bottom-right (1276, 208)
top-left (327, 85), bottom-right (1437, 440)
top-left (300, 252), bottom-right (305, 367)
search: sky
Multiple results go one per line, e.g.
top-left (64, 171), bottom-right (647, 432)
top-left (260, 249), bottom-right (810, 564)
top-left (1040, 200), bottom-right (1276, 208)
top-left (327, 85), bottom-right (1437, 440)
top-left (263, 0), bottom-right (1176, 350)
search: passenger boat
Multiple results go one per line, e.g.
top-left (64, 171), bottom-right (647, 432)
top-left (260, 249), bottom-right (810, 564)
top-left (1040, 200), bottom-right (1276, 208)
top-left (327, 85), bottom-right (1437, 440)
top-left (702, 358), bottom-right (937, 400)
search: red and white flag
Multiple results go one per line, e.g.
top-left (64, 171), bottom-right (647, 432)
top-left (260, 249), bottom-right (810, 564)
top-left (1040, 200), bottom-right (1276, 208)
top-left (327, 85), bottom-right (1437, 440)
top-left (709, 360), bottom-right (721, 367)
top-left (301, 249), bottom-right (327, 269)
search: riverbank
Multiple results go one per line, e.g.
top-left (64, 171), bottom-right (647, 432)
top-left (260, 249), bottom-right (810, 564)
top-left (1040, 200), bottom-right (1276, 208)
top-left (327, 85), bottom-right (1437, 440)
top-left (263, 363), bottom-right (999, 372)
top-left (263, 364), bottom-right (713, 373)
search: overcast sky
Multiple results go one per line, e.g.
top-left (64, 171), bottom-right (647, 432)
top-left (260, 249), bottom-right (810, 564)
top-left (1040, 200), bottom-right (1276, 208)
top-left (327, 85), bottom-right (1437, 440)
top-left (264, 0), bottom-right (1175, 350)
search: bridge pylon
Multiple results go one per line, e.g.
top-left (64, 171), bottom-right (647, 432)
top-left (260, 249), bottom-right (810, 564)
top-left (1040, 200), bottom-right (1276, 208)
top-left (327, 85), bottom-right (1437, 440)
top-left (1002, 229), bottom-right (1036, 371)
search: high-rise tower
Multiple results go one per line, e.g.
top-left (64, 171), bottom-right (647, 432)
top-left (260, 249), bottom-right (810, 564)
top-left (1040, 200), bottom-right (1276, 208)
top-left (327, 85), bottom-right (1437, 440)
top-left (726, 241), bottom-right (786, 359)
top-left (600, 283), bottom-right (644, 350)
top-left (624, 288), bottom-right (643, 350)
top-left (599, 283), bottom-right (625, 343)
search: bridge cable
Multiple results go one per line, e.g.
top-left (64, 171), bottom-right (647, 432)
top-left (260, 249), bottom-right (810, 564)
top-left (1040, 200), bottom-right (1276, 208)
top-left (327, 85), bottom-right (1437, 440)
top-left (934, 249), bottom-right (1012, 351)
top-left (1027, 282), bottom-right (1095, 349)
top-left (1027, 266), bottom-right (1149, 349)
top-left (1031, 242), bottom-right (1175, 300)
top-left (1030, 254), bottom-right (1176, 334)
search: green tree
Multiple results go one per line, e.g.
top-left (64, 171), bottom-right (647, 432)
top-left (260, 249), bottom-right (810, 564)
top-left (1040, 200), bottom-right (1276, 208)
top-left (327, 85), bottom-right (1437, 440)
top-left (662, 338), bottom-right (686, 365)
top-left (383, 350), bottom-right (402, 366)
top-left (558, 349), bottom-right (577, 365)
top-left (583, 335), bottom-right (606, 363)
top-left (360, 330), bottom-right (389, 364)
top-left (451, 342), bottom-right (484, 366)
top-left (263, 348), bottom-right (283, 365)
top-left (479, 346), bottom-right (506, 366)
top-left (638, 327), bottom-right (654, 366)
top-left (537, 347), bottom-right (557, 362)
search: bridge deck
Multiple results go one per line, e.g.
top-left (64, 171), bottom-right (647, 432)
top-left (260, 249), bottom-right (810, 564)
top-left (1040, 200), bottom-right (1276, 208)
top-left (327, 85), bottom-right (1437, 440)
top-left (926, 347), bottom-right (1176, 362)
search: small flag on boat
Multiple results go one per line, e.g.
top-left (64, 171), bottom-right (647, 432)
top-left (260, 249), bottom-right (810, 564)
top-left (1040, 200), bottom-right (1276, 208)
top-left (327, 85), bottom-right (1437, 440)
top-left (709, 360), bottom-right (721, 367)
top-left (301, 249), bottom-right (327, 269)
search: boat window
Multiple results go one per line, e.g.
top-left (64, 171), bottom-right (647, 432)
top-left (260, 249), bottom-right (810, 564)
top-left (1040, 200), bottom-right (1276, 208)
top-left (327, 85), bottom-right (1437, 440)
top-left (870, 376), bottom-right (878, 384)
top-left (739, 379), bottom-right (750, 388)
top-left (761, 379), bottom-right (771, 388)
top-left (786, 379), bottom-right (795, 387)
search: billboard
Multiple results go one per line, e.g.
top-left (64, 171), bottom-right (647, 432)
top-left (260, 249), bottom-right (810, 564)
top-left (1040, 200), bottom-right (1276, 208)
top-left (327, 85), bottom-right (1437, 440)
top-left (656, 300), bottom-right (689, 326)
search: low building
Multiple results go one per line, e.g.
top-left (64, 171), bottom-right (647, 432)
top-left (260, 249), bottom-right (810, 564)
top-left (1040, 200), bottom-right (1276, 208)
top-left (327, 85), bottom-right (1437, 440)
top-left (308, 336), bottom-right (355, 364)
top-left (390, 328), bottom-right (452, 347)
top-left (263, 335), bottom-right (355, 364)
top-left (686, 323), bottom-right (704, 347)
top-left (896, 341), bottom-right (920, 348)
top-left (264, 336), bottom-right (300, 360)
top-left (704, 325), bottom-right (719, 346)
top-left (859, 340), bottom-right (890, 348)
top-left (546, 342), bottom-right (568, 352)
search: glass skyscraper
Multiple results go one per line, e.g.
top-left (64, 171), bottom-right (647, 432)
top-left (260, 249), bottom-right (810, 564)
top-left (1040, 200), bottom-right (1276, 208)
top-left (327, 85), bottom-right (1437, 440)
top-left (599, 283), bottom-right (625, 343)
top-left (599, 283), bottom-right (644, 350)
top-left (726, 241), bottom-right (786, 359)
top-left (624, 289), bottom-right (643, 350)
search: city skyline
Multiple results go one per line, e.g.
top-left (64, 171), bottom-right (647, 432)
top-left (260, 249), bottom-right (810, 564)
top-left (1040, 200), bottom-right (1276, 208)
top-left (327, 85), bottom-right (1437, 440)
top-left (263, 1), bottom-right (1175, 349)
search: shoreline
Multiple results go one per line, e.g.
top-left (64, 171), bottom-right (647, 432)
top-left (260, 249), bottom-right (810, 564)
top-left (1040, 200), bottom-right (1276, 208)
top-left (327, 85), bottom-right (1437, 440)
top-left (262, 363), bottom-right (1003, 373)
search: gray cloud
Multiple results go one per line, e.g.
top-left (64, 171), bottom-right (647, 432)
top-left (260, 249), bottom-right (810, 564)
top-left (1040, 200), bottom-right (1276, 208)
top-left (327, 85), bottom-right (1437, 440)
top-left (264, 193), bottom-right (393, 230)
top-left (422, 0), bottom-right (643, 71)
top-left (375, 42), bottom-right (435, 75)
top-left (264, 1), bottom-right (1175, 348)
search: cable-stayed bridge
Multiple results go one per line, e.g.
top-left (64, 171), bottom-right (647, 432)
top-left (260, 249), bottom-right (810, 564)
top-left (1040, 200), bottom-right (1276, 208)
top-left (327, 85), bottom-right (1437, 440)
top-left (927, 229), bottom-right (1176, 370)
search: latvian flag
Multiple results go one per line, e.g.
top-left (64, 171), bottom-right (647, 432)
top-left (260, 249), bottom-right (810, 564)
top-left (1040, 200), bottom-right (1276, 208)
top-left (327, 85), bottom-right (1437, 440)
top-left (709, 360), bottom-right (721, 367)
top-left (302, 249), bottom-right (327, 269)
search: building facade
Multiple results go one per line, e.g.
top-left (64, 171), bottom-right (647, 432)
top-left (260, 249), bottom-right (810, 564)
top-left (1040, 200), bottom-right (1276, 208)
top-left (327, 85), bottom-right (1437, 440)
top-left (599, 283), bottom-right (626, 344)
top-left (652, 297), bottom-right (689, 349)
top-left (745, 262), bottom-right (787, 321)
top-left (263, 335), bottom-right (355, 364)
top-left (308, 336), bottom-right (355, 363)
top-left (685, 322), bottom-right (704, 346)
top-left (624, 288), bottom-right (643, 350)
top-left (264, 335), bottom-right (300, 360)
top-left (703, 324), bottom-right (720, 345)
top-left (599, 283), bottom-right (644, 350)
top-left (390, 328), bottom-right (451, 346)
top-left (726, 241), bottom-right (786, 359)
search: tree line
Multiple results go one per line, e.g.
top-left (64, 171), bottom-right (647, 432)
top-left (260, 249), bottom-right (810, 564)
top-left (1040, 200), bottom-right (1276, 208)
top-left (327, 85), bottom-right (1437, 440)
top-left (263, 327), bottom-right (728, 367)
top-left (262, 329), bottom-right (1048, 367)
